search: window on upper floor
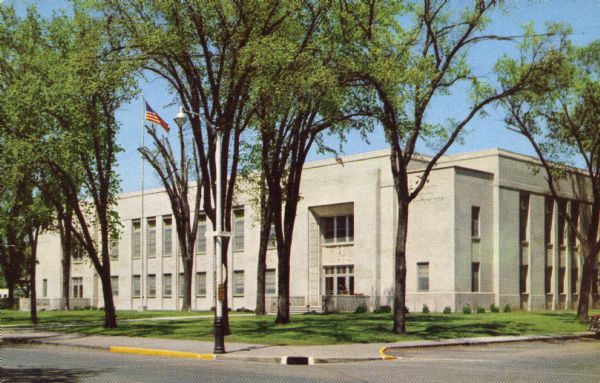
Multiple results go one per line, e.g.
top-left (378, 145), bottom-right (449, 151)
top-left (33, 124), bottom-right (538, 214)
top-left (233, 209), bottom-right (245, 252)
top-left (557, 199), bottom-right (567, 246)
top-left (323, 215), bottom-right (354, 244)
top-left (147, 218), bottom-right (157, 258)
top-left (544, 197), bottom-right (554, 245)
top-left (110, 239), bottom-right (119, 260)
top-left (72, 244), bottom-right (84, 263)
top-left (471, 206), bottom-right (480, 238)
top-left (132, 220), bottom-right (141, 259)
top-left (519, 193), bottom-right (530, 242)
top-left (196, 214), bottom-right (207, 255)
top-left (163, 216), bottom-right (172, 257)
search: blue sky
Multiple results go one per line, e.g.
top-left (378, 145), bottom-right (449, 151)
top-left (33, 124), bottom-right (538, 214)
top-left (11, 1), bottom-right (600, 192)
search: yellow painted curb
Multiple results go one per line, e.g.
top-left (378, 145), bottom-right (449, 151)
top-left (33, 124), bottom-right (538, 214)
top-left (378, 347), bottom-right (397, 361)
top-left (110, 346), bottom-right (215, 360)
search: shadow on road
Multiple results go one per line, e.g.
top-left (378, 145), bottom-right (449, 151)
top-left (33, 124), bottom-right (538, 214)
top-left (0, 367), bottom-right (104, 382)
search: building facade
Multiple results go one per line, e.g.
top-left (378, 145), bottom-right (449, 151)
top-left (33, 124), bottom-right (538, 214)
top-left (34, 148), bottom-right (593, 312)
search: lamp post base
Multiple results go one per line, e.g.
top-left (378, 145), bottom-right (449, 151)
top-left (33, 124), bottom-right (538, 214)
top-left (213, 316), bottom-right (226, 354)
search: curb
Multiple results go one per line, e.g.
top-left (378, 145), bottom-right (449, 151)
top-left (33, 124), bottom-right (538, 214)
top-left (110, 346), bottom-right (215, 360)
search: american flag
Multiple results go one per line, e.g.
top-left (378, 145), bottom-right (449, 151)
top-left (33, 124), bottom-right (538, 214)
top-left (145, 101), bottom-right (170, 132)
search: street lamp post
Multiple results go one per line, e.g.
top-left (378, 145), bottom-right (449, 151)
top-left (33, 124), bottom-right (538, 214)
top-left (175, 106), bottom-right (228, 354)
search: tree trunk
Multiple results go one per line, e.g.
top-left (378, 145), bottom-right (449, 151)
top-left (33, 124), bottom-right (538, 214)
top-left (255, 179), bottom-right (271, 316)
top-left (221, 236), bottom-right (230, 335)
top-left (29, 237), bottom-right (38, 325)
top-left (577, 248), bottom-right (596, 321)
top-left (392, 199), bottom-right (409, 334)
top-left (181, 256), bottom-right (193, 311)
top-left (275, 242), bottom-right (291, 324)
top-left (60, 213), bottom-right (72, 310)
top-left (591, 261), bottom-right (599, 309)
top-left (99, 270), bottom-right (117, 328)
top-left (7, 278), bottom-right (15, 309)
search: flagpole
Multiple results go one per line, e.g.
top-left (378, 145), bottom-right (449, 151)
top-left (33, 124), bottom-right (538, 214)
top-left (141, 93), bottom-right (146, 311)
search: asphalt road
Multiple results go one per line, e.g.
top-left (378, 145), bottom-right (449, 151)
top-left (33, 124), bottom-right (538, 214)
top-left (2, 339), bottom-right (600, 382)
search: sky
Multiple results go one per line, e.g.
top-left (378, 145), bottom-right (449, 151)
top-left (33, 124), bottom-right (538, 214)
top-left (10, 0), bottom-right (600, 192)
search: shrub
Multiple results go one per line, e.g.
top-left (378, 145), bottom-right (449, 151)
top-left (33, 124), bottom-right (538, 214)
top-left (374, 305), bottom-right (391, 313)
top-left (462, 306), bottom-right (472, 314)
top-left (235, 307), bottom-right (253, 313)
top-left (476, 306), bottom-right (485, 314)
top-left (443, 306), bottom-right (452, 314)
top-left (490, 304), bottom-right (500, 313)
top-left (422, 304), bottom-right (430, 313)
top-left (354, 304), bottom-right (368, 314)
top-left (503, 304), bottom-right (512, 313)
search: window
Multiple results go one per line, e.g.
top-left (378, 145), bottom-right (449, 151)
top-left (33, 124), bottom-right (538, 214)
top-left (323, 265), bottom-right (354, 295)
top-left (163, 273), bottom-right (172, 297)
top-left (266, 269), bottom-right (276, 295)
top-left (544, 197), bottom-right (554, 245)
top-left (147, 218), bottom-right (156, 258)
top-left (545, 267), bottom-right (552, 294)
top-left (72, 277), bottom-right (83, 298)
top-left (147, 274), bottom-right (156, 298)
top-left (558, 199), bottom-right (567, 246)
top-left (267, 224), bottom-right (277, 249)
top-left (471, 206), bottom-right (480, 238)
top-left (111, 276), bottom-right (119, 296)
top-left (110, 239), bottom-right (119, 259)
top-left (471, 262), bottom-right (480, 292)
top-left (132, 275), bottom-right (141, 297)
top-left (42, 279), bottom-right (48, 298)
top-left (323, 215), bottom-right (354, 244)
top-left (233, 271), bottom-right (245, 296)
top-left (196, 272), bottom-right (207, 296)
top-left (132, 220), bottom-right (141, 259)
top-left (558, 267), bottom-right (566, 294)
top-left (569, 202), bottom-right (580, 247)
top-left (571, 256), bottom-right (579, 295)
top-left (163, 216), bottom-right (172, 257)
top-left (72, 245), bottom-right (84, 263)
top-left (233, 209), bottom-right (245, 252)
top-left (519, 265), bottom-right (528, 294)
top-left (196, 215), bottom-right (207, 255)
top-left (519, 193), bottom-right (529, 242)
top-left (417, 263), bottom-right (429, 292)
top-left (178, 273), bottom-right (184, 297)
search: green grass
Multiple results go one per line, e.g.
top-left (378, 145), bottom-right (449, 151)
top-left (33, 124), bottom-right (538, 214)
top-left (0, 309), bottom-right (211, 326)
top-left (4, 310), bottom-right (596, 345)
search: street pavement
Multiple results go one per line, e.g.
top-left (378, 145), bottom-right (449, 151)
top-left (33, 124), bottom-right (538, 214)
top-left (3, 339), bottom-right (600, 382)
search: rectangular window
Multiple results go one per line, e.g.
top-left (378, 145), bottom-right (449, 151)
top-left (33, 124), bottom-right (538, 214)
top-left (558, 199), bottom-right (567, 246)
top-left (417, 262), bottom-right (429, 292)
top-left (147, 218), bottom-right (156, 258)
top-left (519, 265), bottom-right (528, 294)
top-left (545, 266), bottom-right (552, 294)
top-left (267, 224), bottom-right (277, 249)
top-left (196, 272), bottom-right (207, 297)
top-left (544, 197), bottom-right (554, 245)
top-left (111, 276), bottom-right (119, 296)
top-left (147, 274), bottom-right (156, 298)
top-left (233, 271), bottom-right (244, 296)
top-left (132, 220), bottom-right (141, 259)
top-left (471, 262), bottom-right (480, 292)
top-left (110, 239), bottom-right (119, 259)
top-left (132, 275), bottom-right (141, 297)
top-left (266, 269), bottom-right (276, 295)
top-left (42, 279), bottom-right (48, 298)
top-left (72, 277), bottom-right (83, 299)
top-left (163, 216), bottom-right (172, 257)
top-left (72, 245), bottom-right (84, 263)
top-left (471, 206), bottom-right (480, 238)
top-left (163, 273), bottom-right (172, 297)
top-left (322, 215), bottom-right (354, 244)
top-left (558, 267), bottom-right (566, 294)
top-left (233, 209), bottom-right (245, 252)
top-left (178, 273), bottom-right (184, 297)
top-left (322, 265), bottom-right (354, 295)
top-left (569, 202), bottom-right (580, 247)
top-left (519, 193), bottom-right (529, 242)
top-left (196, 215), bottom-right (206, 255)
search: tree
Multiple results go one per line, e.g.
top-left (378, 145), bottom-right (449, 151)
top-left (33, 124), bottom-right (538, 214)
top-left (338, 0), bottom-right (561, 333)
top-left (139, 124), bottom-right (202, 311)
top-left (496, 36), bottom-right (600, 321)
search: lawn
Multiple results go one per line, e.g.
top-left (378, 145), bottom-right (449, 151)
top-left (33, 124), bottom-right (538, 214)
top-left (3, 309), bottom-right (597, 345)
top-left (0, 309), bottom-right (211, 326)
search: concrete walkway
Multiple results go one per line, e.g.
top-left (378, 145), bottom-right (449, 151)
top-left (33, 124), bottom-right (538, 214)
top-left (1, 329), bottom-right (596, 364)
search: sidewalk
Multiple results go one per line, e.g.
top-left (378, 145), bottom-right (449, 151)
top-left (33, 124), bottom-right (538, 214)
top-left (1, 329), bottom-right (596, 364)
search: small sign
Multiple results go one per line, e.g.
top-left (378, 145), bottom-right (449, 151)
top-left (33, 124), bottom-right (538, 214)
top-left (218, 283), bottom-right (225, 301)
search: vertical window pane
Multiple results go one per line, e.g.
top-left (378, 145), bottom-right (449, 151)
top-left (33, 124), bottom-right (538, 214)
top-left (325, 277), bottom-right (334, 295)
top-left (196, 272), bottom-right (206, 296)
top-left (545, 266), bottom-right (553, 294)
top-left (519, 193), bottom-right (529, 242)
top-left (132, 220), bottom-right (141, 259)
top-left (323, 217), bottom-right (335, 243)
top-left (233, 271), bottom-right (244, 296)
top-left (472, 262), bottom-right (480, 292)
top-left (471, 206), bottom-right (480, 238)
top-left (178, 273), bottom-right (184, 297)
top-left (197, 215), bottom-right (206, 254)
top-left (233, 210), bottom-right (245, 252)
top-left (347, 215), bottom-right (354, 242)
top-left (558, 200), bottom-right (567, 246)
top-left (111, 276), bottom-right (119, 296)
top-left (558, 267), bottom-right (566, 294)
top-left (163, 274), bottom-right (172, 297)
top-left (266, 269), bottom-right (276, 295)
top-left (544, 197), bottom-right (554, 245)
top-left (147, 218), bottom-right (156, 258)
top-left (268, 224), bottom-right (277, 249)
top-left (132, 275), bottom-right (141, 297)
top-left (42, 279), bottom-right (48, 298)
top-left (417, 263), bottom-right (429, 292)
top-left (110, 239), bottom-right (119, 259)
top-left (336, 216), bottom-right (347, 242)
top-left (163, 216), bottom-right (172, 257)
top-left (569, 202), bottom-right (580, 247)
top-left (147, 274), bottom-right (156, 297)
top-left (519, 265), bottom-right (528, 294)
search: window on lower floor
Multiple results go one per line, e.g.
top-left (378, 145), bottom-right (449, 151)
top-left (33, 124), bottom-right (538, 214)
top-left (72, 277), bottom-right (83, 298)
top-left (233, 271), bottom-right (244, 296)
top-left (147, 274), bottom-right (156, 298)
top-left (571, 267), bottom-right (579, 295)
top-left (163, 274), bottom-right (172, 297)
top-left (519, 265), bottom-right (528, 294)
top-left (323, 265), bottom-right (354, 295)
top-left (417, 263), bottom-right (429, 292)
top-left (42, 279), bottom-right (48, 298)
top-left (196, 272), bottom-right (207, 297)
top-left (266, 269), bottom-right (276, 295)
top-left (111, 276), bottom-right (119, 296)
top-left (132, 275), bottom-right (141, 297)
top-left (545, 266), bottom-right (553, 294)
top-left (178, 273), bottom-right (185, 297)
top-left (558, 267), bottom-right (566, 294)
top-left (472, 262), bottom-right (480, 292)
